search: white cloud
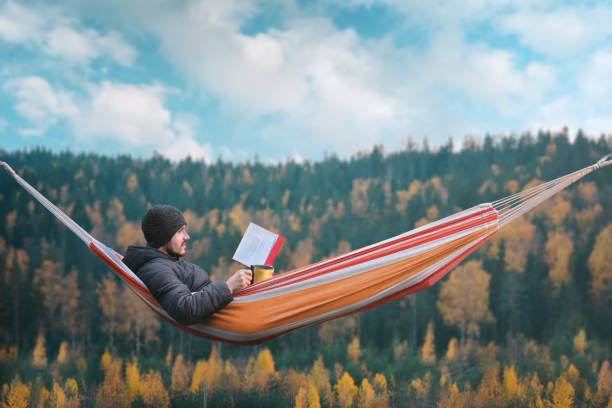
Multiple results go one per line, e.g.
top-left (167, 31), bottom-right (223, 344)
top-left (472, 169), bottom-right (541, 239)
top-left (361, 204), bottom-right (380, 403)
top-left (73, 81), bottom-right (214, 162)
top-left (164, 120), bottom-right (214, 162)
top-left (0, 1), bottom-right (136, 66)
top-left (44, 26), bottom-right (136, 66)
top-left (115, 2), bottom-right (409, 155)
top-left (3, 76), bottom-right (78, 136)
top-left (500, 6), bottom-right (612, 58)
top-left (401, 27), bottom-right (557, 121)
top-left (74, 81), bottom-right (174, 145)
top-left (0, 2), bottom-right (45, 43)
top-left (0, 117), bottom-right (7, 131)
top-left (582, 49), bottom-right (612, 98)
top-left (3, 0), bottom-right (610, 160)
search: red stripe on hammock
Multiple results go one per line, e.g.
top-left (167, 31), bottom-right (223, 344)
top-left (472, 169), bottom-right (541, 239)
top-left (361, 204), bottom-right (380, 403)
top-left (240, 211), bottom-right (498, 296)
top-left (238, 206), bottom-right (496, 296)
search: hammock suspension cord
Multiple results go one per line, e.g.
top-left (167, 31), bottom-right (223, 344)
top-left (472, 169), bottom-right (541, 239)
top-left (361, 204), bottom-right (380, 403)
top-left (493, 154), bottom-right (612, 227)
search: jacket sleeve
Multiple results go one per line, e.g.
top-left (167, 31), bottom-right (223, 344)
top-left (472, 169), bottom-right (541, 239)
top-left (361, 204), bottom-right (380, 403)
top-left (138, 261), bottom-right (233, 325)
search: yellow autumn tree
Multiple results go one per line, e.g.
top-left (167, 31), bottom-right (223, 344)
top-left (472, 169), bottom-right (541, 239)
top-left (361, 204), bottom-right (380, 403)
top-left (228, 203), bottom-right (250, 232)
top-left (61, 268), bottom-right (83, 341)
top-left (446, 338), bottom-right (459, 362)
top-left (106, 197), bottom-right (127, 231)
top-left (115, 222), bottom-right (144, 252)
top-left (1, 376), bottom-right (30, 408)
top-left (126, 173), bottom-right (138, 193)
top-left (0, 346), bottom-right (17, 365)
top-left (32, 331), bottom-right (47, 369)
top-left (589, 224), bottom-right (612, 302)
top-left (55, 341), bottom-right (69, 366)
top-left (347, 337), bottom-right (362, 365)
top-left (95, 359), bottom-right (129, 408)
top-left (64, 377), bottom-right (79, 407)
top-left (573, 329), bottom-right (587, 356)
top-left (544, 230), bottom-right (574, 296)
top-left (372, 373), bottom-right (390, 408)
top-left (125, 359), bottom-right (141, 404)
top-left (310, 355), bottom-right (334, 407)
top-left (291, 238), bottom-right (316, 270)
top-left (437, 260), bottom-right (495, 344)
top-left (350, 178), bottom-right (372, 217)
top-left (318, 316), bottom-right (357, 346)
top-left (295, 387), bottom-right (308, 408)
top-left (486, 216), bottom-right (534, 272)
top-left (595, 361), bottom-right (612, 406)
top-left (252, 348), bottom-right (278, 390)
top-left (190, 360), bottom-right (207, 394)
top-left (85, 200), bottom-right (106, 240)
top-left (503, 365), bottom-right (523, 405)
top-left (550, 377), bottom-right (574, 408)
top-left (335, 372), bottom-right (358, 408)
top-left (306, 383), bottom-right (321, 408)
top-left (419, 320), bottom-right (436, 365)
top-left (140, 370), bottom-right (169, 408)
top-left (97, 275), bottom-right (121, 351)
top-left (295, 383), bottom-right (321, 408)
top-left (119, 286), bottom-right (160, 356)
top-left (221, 360), bottom-right (242, 397)
top-left (409, 372), bottom-right (431, 405)
top-left (283, 368), bottom-right (309, 403)
top-left (50, 381), bottom-right (66, 408)
top-left (357, 378), bottom-right (375, 408)
top-left (474, 365), bottom-right (503, 408)
top-left (33, 260), bottom-right (64, 332)
top-left (170, 354), bottom-right (191, 398)
top-left (203, 345), bottom-right (223, 393)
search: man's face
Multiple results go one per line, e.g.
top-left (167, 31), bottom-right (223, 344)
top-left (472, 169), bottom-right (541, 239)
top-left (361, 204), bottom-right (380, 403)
top-left (163, 225), bottom-right (190, 257)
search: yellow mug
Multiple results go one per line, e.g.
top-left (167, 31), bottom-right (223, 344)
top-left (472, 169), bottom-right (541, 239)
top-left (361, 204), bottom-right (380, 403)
top-left (250, 265), bottom-right (274, 284)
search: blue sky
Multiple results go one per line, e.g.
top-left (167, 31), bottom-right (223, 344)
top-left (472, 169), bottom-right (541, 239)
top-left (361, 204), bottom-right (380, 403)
top-left (1, 0), bottom-right (612, 163)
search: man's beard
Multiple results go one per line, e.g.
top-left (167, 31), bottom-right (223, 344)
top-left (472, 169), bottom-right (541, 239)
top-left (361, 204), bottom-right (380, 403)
top-left (166, 246), bottom-right (184, 258)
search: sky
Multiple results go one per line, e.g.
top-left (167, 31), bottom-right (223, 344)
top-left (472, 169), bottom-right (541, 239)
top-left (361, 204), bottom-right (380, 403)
top-left (1, 0), bottom-right (612, 163)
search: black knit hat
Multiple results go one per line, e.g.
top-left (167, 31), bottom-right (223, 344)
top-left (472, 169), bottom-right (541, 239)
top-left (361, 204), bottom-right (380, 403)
top-left (141, 205), bottom-right (187, 248)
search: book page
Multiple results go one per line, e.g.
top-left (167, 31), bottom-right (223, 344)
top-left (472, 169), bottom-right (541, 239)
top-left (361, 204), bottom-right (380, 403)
top-left (232, 223), bottom-right (278, 267)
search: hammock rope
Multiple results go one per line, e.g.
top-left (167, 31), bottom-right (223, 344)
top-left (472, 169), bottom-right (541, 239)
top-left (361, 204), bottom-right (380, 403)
top-left (1, 154), bottom-right (610, 345)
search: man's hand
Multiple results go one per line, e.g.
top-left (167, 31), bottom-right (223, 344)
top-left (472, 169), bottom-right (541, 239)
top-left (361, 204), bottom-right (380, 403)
top-left (226, 269), bottom-right (253, 294)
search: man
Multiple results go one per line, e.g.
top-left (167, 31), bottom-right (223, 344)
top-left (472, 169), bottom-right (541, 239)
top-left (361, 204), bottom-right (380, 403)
top-left (123, 205), bottom-right (252, 325)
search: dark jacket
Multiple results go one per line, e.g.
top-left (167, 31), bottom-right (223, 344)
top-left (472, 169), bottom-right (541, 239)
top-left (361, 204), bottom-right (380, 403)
top-left (123, 246), bottom-right (233, 325)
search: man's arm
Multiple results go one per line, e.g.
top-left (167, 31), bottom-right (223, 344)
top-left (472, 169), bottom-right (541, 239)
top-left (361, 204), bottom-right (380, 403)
top-left (139, 261), bottom-right (233, 325)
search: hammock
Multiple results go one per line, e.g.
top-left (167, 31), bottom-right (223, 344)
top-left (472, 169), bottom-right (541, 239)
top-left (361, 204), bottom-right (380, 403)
top-left (1, 155), bottom-right (610, 345)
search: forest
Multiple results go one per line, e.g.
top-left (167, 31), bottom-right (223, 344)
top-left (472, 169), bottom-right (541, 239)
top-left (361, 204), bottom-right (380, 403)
top-left (0, 129), bottom-right (611, 407)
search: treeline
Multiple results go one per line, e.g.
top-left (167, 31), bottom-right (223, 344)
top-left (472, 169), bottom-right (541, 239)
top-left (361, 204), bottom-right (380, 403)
top-left (0, 129), bottom-right (611, 406)
top-left (2, 332), bottom-right (612, 407)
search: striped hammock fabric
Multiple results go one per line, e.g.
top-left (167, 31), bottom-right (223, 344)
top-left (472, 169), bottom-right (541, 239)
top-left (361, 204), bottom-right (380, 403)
top-left (1, 155), bottom-right (610, 345)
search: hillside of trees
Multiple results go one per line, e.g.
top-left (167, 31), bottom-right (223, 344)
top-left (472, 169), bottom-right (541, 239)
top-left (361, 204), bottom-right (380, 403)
top-left (0, 129), bottom-right (611, 407)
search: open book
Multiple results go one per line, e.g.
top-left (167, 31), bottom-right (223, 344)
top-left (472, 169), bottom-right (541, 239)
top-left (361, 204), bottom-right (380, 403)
top-left (232, 223), bottom-right (284, 267)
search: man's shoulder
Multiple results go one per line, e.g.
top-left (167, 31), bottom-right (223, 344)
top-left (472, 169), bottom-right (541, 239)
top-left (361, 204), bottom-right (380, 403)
top-left (124, 245), bottom-right (172, 272)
